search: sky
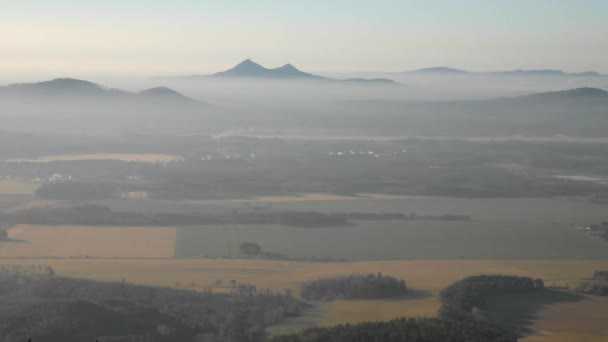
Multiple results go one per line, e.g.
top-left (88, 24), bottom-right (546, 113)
top-left (1, 0), bottom-right (607, 79)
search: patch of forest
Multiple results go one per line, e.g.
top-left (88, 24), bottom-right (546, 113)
top-left (268, 317), bottom-right (516, 342)
top-left (439, 275), bottom-right (545, 319)
top-left (437, 274), bottom-right (585, 337)
top-left (300, 273), bottom-right (407, 301)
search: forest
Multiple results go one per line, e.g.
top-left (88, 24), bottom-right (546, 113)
top-left (300, 273), bottom-right (407, 301)
top-left (439, 275), bottom-right (545, 320)
top-left (268, 317), bottom-right (516, 342)
top-left (0, 266), bottom-right (305, 342)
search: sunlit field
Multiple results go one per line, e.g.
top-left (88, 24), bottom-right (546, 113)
top-left (521, 296), bottom-right (608, 342)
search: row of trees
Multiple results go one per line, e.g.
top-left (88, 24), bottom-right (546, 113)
top-left (300, 273), bottom-right (407, 301)
top-left (3, 204), bottom-right (351, 228)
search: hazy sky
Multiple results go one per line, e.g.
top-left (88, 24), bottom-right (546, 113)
top-left (2, 0), bottom-right (607, 79)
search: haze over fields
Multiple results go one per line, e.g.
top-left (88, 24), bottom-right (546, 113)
top-left (1, 1), bottom-right (608, 342)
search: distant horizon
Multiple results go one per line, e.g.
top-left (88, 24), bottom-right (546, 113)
top-left (1, 59), bottom-right (606, 83)
top-left (2, 1), bottom-right (607, 80)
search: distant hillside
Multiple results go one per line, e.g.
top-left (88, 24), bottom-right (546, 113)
top-left (524, 87), bottom-right (608, 100)
top-left (3, 78), bottom-right (128, 96)
top-left (138, 86), bottom-right (196, 103)
top-left (491, 69), bottom-right (604, 77)
top-left (210, 59), bottom-right (398, 85)
top-left (404, 67), bottom-right (605, 77)
top-left (1, 78), bottom-right (195, 104)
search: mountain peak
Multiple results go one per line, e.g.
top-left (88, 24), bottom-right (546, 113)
top-left (277, 63), bottom-right (299, 71)
top-left (213, 59), bottom-right (269, 77)
top-left (236, 58), bottom-right (262, 68)
top-left (209, 59), bottom-right (395, 84)
top-left (213, 59), bottom-right (317, 79)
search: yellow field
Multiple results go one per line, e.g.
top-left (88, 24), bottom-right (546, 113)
top-left (0, 258), bottom-right (606, 340)
top-left (322, 296), bottom-right (438, 326)
top-left (521, 295), bottom-right (608, 342)
top-left (0, 180), bottom-right (39, 194)
top-left (0, 225), bottom-right (176, 258)
top-left (10, 153), bottom-right (182, 163)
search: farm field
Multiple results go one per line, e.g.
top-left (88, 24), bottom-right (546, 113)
top-left (0, 225), bottom-right (176, 258)
top-left (0, 180), bottom-right (39, 195)
top-left (521, 295), bottom-right (608, 342)
top-left (176, 220), bottom-right (608, 260)
top-left (172, 196), bottom-right (608, 260)
top-left (0, 257), bottom-right (607, 340)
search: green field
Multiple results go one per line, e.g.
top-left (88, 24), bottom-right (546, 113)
top-left (175, 196), bottom-right (608, 260)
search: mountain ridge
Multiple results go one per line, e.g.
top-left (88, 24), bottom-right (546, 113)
top-left (404, 67), bottom-right (605, 77)
top-left (208, 59), bottom-right (397, 85)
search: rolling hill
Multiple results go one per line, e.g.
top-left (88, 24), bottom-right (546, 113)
top-left (0, 78), bottom-right (196, 104)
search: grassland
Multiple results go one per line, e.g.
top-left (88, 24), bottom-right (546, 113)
top-left (0, 225), bottom-right (176, 258)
